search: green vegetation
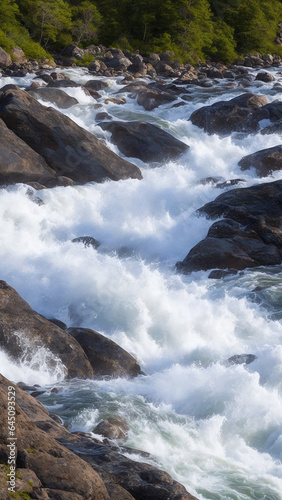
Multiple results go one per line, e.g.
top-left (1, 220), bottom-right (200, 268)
top-left (0, 0), bottom-right (282, 64)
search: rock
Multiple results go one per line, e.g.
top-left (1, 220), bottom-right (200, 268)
top-left (189, 93), bottom-right (268, 135)
top-left (261, 118), bottom-right (282, 134)
top-left (0, 117), bottom-right (57, 186)
top-left (72, 236), bottom-right (101, 249)
top-left (96, 112), bottom-right (112, 121)
top-left (61, 44), bottom-right (84, 60)
top-left (216, 179), bottom-right (246, 189)
top-left (85, 80), bottom-right (107, 91)
top-left (176, 180), bottom-right (282, 273)
top-left (11, 47), bottom-right (27, 64)
top-left (93, 416), bottom-right (129, 440)
top-left (0, 374), bottom-right (110, 500)
top-left (105, 57), bottom-right (132, 71)
top-left (88, 60), bottom-right (101, 72)
top-left (227, 354), bottom-right (257, 365)
top-left (0, 373), bottom-right (198, 500)
top-left (47, 80), bottom-right (81, 88)
top-left (104, 97), bottom-right (126, 105)
top-left (0, 88), bottom-right (142, 184)
top-left (258, 101), bottom-right (282, 122)
top-left (0, 47), bottom-right (12, 68)
top-left (255, 71), bottom-right (275, 82)
top-left (137, 88), bottom-right (177, 110)
top-left (68, 327), bottom-right (143, 378)
top-left (99, 121), bottom-right (189, 162)
top-left (238, 145), bottom-right (282, 177)
top-left (0, 281), bottom-right (93, 378)
top-left (26, 87), bottom-right (79, 109)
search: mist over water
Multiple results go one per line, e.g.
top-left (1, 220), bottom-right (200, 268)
top-left (1, 68), bottom-right (282, 499)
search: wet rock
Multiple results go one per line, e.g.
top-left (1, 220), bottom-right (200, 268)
top-left (96, 112), bottom-right (112, 121)
top-left (99, 121), bottom-right (189, 162)
top-left (238, 145), bottom-right (282, 177)
top-left (104, 97), bottom-right (126, 105)
top-left (93, 416), bottom-right (129, 440)
top-left (261, 118), bottom-right (282, 134)
top-left (255, 71), bottom-right (275, 82)
top-left (189, 93), bottom-right (268, 135)
top-left (0, 281), bottom-right (93, 378)
top-left (0, 88), bottom-right (142, 184)
top-left (216, 178), bottom-right (246, 189)
top-left (72, 236), bottom-right (101, 249)
top-left (26, 87), bottom-right (78, 109)
top-left (0, 117), bottom-right (56, 186)
top-left (47, 80), bottom-right (81, 88)
top-left (227, 354), bottom-right (257, 365)
top-left (31, 390), bottom-right (46, 398)
top-left (68, 327), bottom-right (143, 378)
top-left (176, 180), bottom-right (282, 273)
top-left (85, 79), bottom-right (107, 91)
top-left (0, 374), bottom-right (110, 500)
top-left (208, 269), bottom-right (238, 279)
top-left (137, 88), bottom-right (177, 110)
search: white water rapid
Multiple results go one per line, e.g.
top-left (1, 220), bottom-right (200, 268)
top-left (0, 67), bottom-right (282, 500)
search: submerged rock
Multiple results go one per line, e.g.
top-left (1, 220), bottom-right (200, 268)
top-left (227, 354), bottom-right (257, 365)
top-left (0, 88), bottom-right (142, 185)
top-left (176, 180), bottom-right (282, 273)
top-left (0, 281), bottom-right (93, 379)
top-left (99, 121), bottom-right (189, 162)
top-left (68, 327), bottom-right (143, 378)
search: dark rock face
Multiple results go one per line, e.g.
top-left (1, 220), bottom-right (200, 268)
top-left (238, 145), bottom-right (282, 177)
top-left (26, 87), bottom-right (79, 109)
top-left (0, 47), bottom-right (12, 68)
top-left (68, 327), bottom-right (143, 378)
top-left (189, 93), bottom-right (268, 135)
top-left (255, 71), bottom-right (275, 82)
top-left (0, 118), bottom-right (57, 186)
top-left (72, 236), bottom-right (101, 249)
top-left (137, 88), bottom-right (177, 110)
top-left (0, 89), bottom-right (142, 184)
top-left (0, 281), bottom-right (93, 379)
top-left (176, 180), bottom-right (282, 273)
top-left (99, 121), bottom-right (189, 162)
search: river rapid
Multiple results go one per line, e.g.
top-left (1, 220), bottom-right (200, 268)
top-left (0, 67), bottom-right (282, 500)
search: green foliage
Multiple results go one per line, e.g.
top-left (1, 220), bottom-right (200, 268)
top-left (73, 53), bottom-right (95, 65)
top-left (71, 1), bottom-right (102, 45)
top-left (0, 0), bottom-right (282, 64)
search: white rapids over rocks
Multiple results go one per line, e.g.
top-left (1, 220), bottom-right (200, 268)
top-left (0, 67), bottom-right (282, 499)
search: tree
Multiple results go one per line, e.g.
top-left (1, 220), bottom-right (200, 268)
top-left (71, 1), bottom-right (102, 44)
top-left (21, 0), bottom-right (72, 48)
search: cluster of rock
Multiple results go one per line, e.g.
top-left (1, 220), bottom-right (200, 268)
top-left (0, 373), bottom-right (198, 500)
top-left (0, 280), bottom-right (198, 499)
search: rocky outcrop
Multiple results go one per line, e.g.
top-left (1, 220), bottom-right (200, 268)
top-left (0, 88), bottom-right (142, 184)
top-left (99, 121), bottom-right (189, 162)
top-left (26, 87), bottom-right (79, 109)
top-left (0, 118), bottom-right (57, 186)
top-left (68, 327), bottom-right (143, 378)
top-left (137, 88), bottom-right (177, 110)
top-left (0, 48), bottom-right (12, 69)
top-left (176, 180), bottom-right (282, 273)
top-left (189, 93), bottom-right (268, 135)
top-left (0, 374), bottom-right (198, 499)
top-left (0, 281), bottom-right (93, 379)
top-left (238, 145), bottom-right (282, 177)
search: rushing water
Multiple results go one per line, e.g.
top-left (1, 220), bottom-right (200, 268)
top-left (1, 67), bottom-right (282, 499)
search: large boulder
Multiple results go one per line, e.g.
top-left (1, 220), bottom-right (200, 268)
top-left (189, 93), bottom-right (268, 135)
top-left (99, 121), bottom-right (189, 162)
top-left (0, 47), bottom-right (12, 68)
top-left (0, 374), bottom-right (110, 500)
top-left (0, 117), bottom-right (57, 186)
top-left (0, 281), bottom-right (93, 379)
top-left (176, 180), bottom-right (282, 273)
top-left (238, 145), bottom-right (282, 177)
top-left (68, 327), bottom-right (143, 378)
top-left (0, 89), bottom-right (142, 183)
top-left (26, 87), bottom-right (79, 109)
top-left (137, 88), bottom-right (177, 110)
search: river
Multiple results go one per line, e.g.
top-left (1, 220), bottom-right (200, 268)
top-left (0, 67), bottom-right (282, 499)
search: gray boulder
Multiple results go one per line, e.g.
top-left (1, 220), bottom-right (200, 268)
top-left (26, 87), bottom-right (79, 109)
top-left (238, 145), bottom-right (282, 177)
top-left (99, 121), bottom-right (189, 162)
top-left (0, 88), bottom-right (142, 184)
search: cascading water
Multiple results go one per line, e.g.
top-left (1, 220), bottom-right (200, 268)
top-left (0, 67), bottom-right (282, 500)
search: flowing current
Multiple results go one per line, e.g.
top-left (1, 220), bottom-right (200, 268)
top-left (1, 67), bottom-right (282, 500)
